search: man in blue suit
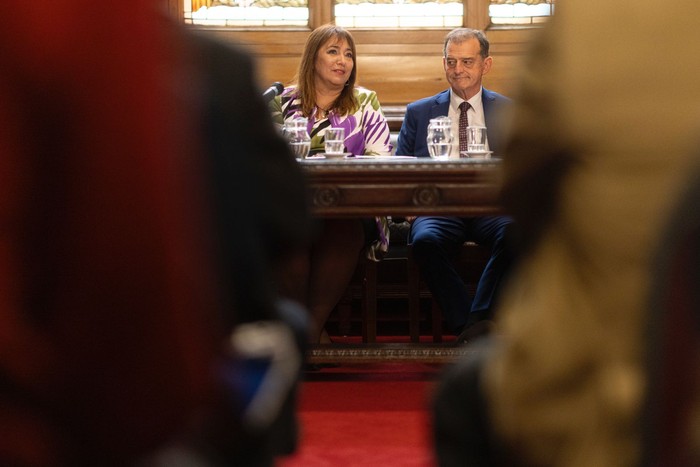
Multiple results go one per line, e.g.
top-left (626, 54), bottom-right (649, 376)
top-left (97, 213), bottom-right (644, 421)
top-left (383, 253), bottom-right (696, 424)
top-left (396, 28), bottom-right (516, 343)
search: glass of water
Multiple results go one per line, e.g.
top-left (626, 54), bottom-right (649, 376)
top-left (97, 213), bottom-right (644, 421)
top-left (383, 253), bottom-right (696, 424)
top-left (324, 127), bottom-right (346, 157)
top-left (282, 117), bottom-right (311, 159)
top-left (426, 116), bottom-right (453, 159)
top-left (466, 126), bottom-right (487, 153)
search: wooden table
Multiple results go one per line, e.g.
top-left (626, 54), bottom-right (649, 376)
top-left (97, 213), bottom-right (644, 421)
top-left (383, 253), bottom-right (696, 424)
top-left (300, 156), bottom-right (502, 218)
top-left (299, 156), bottom-right (503, 363)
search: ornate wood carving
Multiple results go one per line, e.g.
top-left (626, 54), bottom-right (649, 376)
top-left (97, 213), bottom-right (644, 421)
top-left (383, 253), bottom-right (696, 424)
top-left (413, 185), bottom-right (441, 207)
top-left (312, 186), bottom-right (341, 208)
top-left (300, 158), bottom-right (502, 217)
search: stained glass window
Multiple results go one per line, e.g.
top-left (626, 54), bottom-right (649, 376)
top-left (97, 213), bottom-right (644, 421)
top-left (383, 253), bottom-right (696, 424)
top-left (184, 0), bottom-right (309, 26)
top-left (183, 0), bottom-right (555, 28)
top-left (489, 0), bottom-right (554, 25)
top-left (335, 0), bottom-right (463, 29)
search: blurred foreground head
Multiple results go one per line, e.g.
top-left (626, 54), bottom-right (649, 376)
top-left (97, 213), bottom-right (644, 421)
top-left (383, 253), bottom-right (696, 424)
top-left (431, 2), bottom-right (700, 467)
top-left (0, 2), bottom-right (223, 465)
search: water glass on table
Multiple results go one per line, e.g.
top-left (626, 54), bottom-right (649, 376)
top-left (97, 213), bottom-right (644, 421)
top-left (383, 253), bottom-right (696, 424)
top-left (324, 127), bottom-right (346, 157)
top-left (282, 117), bottom-right (311, 159)
top-left (464, 126), bottom-right (488, 158)
top-left (426, 116), bottom-right (453, 159)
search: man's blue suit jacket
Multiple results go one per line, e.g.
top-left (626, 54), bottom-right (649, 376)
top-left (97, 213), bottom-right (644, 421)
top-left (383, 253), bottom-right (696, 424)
top-left (396, 88), bottom-right (512, 158)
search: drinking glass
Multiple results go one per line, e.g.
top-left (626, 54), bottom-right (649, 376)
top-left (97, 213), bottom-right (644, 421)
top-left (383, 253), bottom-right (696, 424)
top-left (426, 117), bottom-right (453, 159)
top-left (282, 117), bottom-right (311, 159)
top-left (466, 126), bottom-right (487, 153)
top-left (324, 127), bottom-right (346, 157)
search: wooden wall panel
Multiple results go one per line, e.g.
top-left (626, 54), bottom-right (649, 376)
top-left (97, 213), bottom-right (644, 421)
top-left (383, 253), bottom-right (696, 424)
top-left (356, 55), bottom-right (446, 105)
top-left (198, 27), bottom-right (539, 107)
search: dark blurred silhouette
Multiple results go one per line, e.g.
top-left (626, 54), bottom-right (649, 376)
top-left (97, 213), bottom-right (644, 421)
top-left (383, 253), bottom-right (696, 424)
top-left (642, 160), bottom-right (700, 467)
top-left (185, 28), bottom-right (313, 464)
top-left (0, 3), bottom-right (311, 466)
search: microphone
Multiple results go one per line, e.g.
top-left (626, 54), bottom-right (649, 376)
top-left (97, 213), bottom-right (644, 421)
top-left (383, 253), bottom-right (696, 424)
top-left (262, 82), bottom-right (284, 103)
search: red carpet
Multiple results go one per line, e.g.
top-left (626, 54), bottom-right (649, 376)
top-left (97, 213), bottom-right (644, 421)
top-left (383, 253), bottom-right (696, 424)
top-left (277, 363), bottom-right (443, 467)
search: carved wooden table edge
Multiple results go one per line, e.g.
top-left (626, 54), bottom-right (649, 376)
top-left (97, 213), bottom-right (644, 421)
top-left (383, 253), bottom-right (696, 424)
top-left (299, 158), bottom-right (503, 217)
top-left (307, 343), bottom-right (477, 364)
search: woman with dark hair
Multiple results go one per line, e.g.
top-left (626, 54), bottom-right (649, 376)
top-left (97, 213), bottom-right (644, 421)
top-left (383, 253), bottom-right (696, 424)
top-left (271, 24), bottom-right (393, 344)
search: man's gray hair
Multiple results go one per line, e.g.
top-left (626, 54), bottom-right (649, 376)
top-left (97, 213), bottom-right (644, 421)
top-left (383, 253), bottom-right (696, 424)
top-left (443, 28), bottom-right (490, 58)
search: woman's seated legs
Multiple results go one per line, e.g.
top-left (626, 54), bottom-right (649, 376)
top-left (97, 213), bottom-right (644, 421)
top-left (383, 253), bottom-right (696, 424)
top-left (306, 219), bottom-right (365, 343)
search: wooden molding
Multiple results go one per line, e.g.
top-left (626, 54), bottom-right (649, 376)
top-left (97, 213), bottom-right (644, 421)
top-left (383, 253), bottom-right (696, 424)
top-left (308, 343), bottom-right (478, 363)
